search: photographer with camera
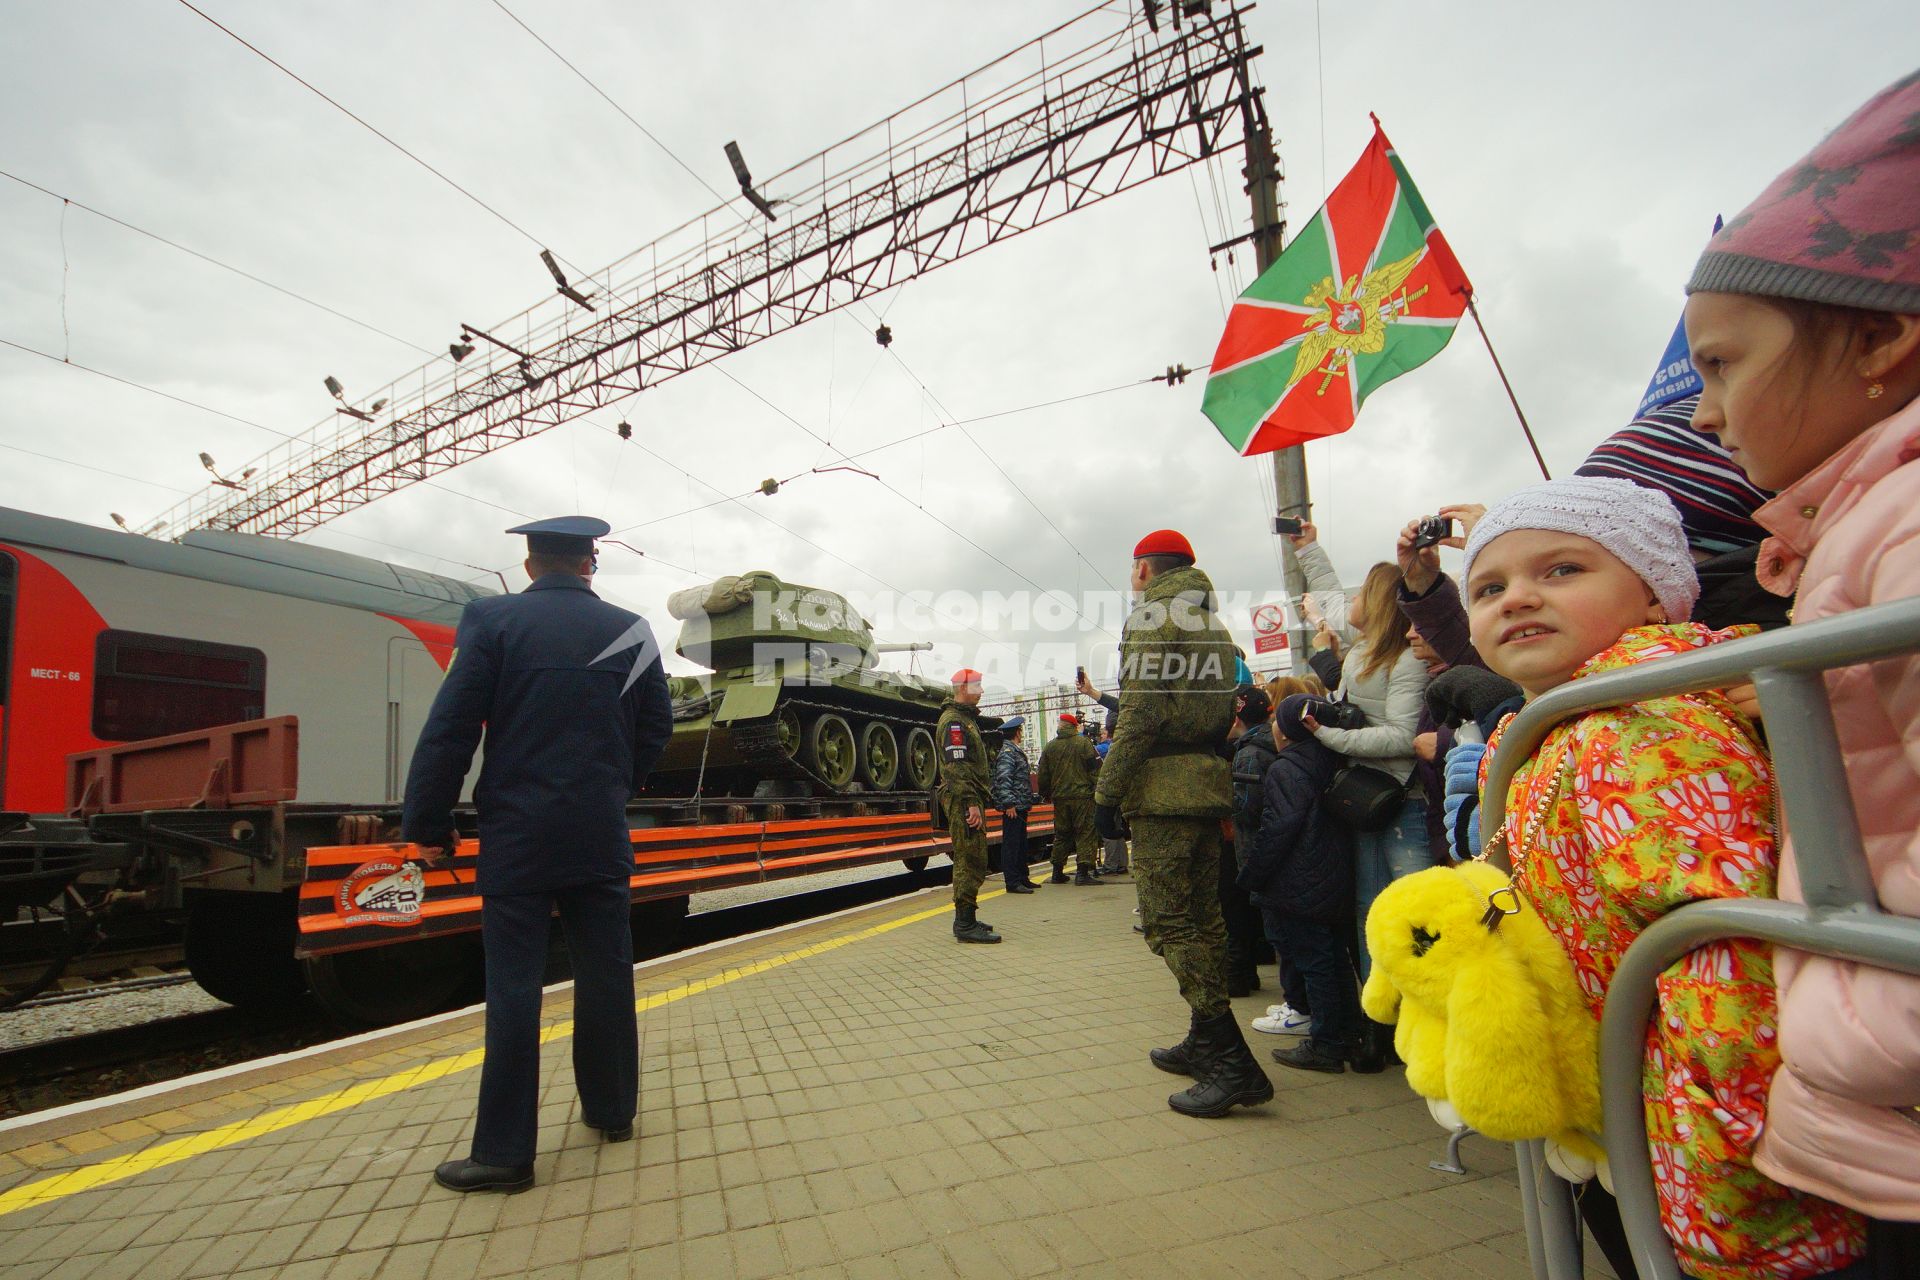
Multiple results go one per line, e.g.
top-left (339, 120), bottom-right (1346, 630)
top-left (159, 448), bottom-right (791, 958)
top-left (1288, 521), bottom-right (1432, 1073)
top-left (1393, 505), bottom-right (1496, 862)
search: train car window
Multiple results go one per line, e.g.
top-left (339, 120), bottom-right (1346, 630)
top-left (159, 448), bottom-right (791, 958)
top-left (92, 630), bottom-right (266, 742)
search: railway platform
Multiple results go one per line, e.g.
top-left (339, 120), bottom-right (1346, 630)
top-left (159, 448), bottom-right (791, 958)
top-left (0, 878), bottom-right (1601, 1280)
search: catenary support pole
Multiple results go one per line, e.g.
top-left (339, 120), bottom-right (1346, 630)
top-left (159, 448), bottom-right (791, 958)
top-left (1243, 123), bottom-right (1313, 674)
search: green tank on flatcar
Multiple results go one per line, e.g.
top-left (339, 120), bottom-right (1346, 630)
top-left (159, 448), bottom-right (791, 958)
top-left (652, 571), bottom-right (955, 795)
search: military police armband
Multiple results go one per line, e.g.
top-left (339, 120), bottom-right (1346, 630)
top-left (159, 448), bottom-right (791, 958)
top-left (944, 722), bottom-right (970, 761)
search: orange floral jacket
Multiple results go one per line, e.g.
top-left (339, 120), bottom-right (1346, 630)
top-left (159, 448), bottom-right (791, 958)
top-left (1484, 624), bottom-right (1863, 1280)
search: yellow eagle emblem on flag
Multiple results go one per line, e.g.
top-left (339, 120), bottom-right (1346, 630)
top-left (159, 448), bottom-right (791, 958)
top-left (1288, 248), bottom-right (1431, 396)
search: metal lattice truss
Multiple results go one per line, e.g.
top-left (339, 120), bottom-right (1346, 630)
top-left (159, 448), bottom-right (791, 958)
top-left (144, 2), bottom-right (1265, 539)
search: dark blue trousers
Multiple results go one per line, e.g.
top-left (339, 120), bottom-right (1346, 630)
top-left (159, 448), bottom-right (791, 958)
top-left (1002, 810), bottom-right (1034, 888)
top-left (473, 879), bottom-right (638, 1167)
top-left (1260, 906), bottom-right (1361, 1049)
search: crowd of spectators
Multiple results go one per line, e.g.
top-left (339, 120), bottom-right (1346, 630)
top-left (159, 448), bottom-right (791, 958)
top-left (1155, 72), bottom-right (1918, 1280)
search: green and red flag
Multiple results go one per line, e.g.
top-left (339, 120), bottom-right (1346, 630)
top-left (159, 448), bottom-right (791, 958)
top-left (1202, 119), bottom-right (1474, 457)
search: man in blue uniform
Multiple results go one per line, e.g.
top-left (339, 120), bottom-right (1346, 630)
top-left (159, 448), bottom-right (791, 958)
top-left (403, 516), bottom-right (673, 1193)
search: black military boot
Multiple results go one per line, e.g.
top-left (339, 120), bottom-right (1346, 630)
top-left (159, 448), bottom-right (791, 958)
top-left (1349, 1018), bottom-right (1393, 1075)
top-left (953, 905), bottom-right (1001, 944)
top-left (1168, 1013), bottom-right (1275, 1117)
top-left (1049, 869), bottom-right (1071, 884)
top-left (1148, 1011), bottom-right (1202, 1077)
top-left (1073, 867), bottom-right (1102, 885)
top-left (1271, 1038), bottom-right (1349, 1074)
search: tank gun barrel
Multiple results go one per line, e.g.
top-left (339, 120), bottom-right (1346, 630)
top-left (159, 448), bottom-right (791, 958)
top-left (872, 642), bottom-right (933, 653)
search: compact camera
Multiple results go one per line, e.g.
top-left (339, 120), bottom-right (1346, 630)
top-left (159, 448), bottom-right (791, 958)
top-left (1411, 515), bottom-right (1454, 550)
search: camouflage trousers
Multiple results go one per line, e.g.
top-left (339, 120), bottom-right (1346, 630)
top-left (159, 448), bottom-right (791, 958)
top-left (1050, 796), bottom-right (1097, 876)
top-left (1131, 815), bottom-right (1230, 1019)
top-left (947, 807), bottom-right (988, 911)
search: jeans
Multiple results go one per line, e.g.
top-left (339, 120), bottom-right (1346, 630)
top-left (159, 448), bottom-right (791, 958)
top-left (1353, 795), bottom-right (1431, 984)
top-left (1099, 836), bottom-right (1129, 873)
top-left (1001, 809), bottom-right (1032, 887)
top-left (1260, 906), bottom-right (1360, 1048)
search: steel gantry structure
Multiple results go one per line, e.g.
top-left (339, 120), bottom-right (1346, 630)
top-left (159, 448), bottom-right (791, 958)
top-left (142, 2), bottom-right (1269, 540)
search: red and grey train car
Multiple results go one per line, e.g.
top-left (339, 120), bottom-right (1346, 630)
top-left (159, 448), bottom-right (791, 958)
top-left (0, 505), bottom-right (477, 818)
top-left (0, 506), bottom-right (1037, 1025)
top-left (0, 504), bottom-right (496, 1022)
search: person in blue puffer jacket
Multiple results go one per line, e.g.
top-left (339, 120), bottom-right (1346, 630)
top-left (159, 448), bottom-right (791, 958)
top-left (990, 716), bottom-right (1040, 892)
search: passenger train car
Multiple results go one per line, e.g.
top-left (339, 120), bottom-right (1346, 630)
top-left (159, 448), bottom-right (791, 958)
top-left (0, 505), bottom-right (489, 815)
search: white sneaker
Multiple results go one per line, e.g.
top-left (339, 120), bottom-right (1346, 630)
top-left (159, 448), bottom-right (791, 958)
top-left (1251, 1004), bottom-right (1311, 1035)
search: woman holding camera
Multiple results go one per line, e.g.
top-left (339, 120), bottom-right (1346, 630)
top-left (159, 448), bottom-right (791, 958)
top-left (1289, 523), bottom-right (1432, 1071)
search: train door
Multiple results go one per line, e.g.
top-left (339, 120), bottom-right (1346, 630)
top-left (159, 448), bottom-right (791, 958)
top-left (0, 553), bottom-right (14, 802)
top-left (385, 637), bottom-right (445, 802)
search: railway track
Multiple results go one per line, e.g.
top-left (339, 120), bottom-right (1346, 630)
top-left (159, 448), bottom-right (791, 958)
top-left (0, 860), bottom-right (956, 1120)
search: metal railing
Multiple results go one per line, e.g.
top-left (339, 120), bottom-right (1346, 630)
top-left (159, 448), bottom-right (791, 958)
top-left (1480, 597), bottom-right (1920, 1279)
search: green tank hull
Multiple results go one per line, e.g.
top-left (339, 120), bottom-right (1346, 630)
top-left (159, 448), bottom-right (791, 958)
top-left (650, 571), bottom-right (958, 796)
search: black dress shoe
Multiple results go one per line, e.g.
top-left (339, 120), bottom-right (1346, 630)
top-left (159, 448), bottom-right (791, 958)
top-left (434, 1158), bottom-right (534, 1193)
top-left (1006, 883), bottom-right (1035, 894)
top-left (587, 1121), bottom-right (634, 1142)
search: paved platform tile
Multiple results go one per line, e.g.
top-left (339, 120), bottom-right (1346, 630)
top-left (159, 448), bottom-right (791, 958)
top-left (0, 884), bottom-right (1549, 1278)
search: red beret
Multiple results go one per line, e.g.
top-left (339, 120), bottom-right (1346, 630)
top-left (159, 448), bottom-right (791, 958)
top-left (1059, 712), bottom-right (1079, 725)
top-left (950, 668), bottom-right (984, 686)
top-left (1132, 529), bottom-right (1194, 560)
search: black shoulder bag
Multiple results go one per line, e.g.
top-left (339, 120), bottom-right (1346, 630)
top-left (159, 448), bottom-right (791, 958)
top-left (1316, 698), bottom-right (1407, 832)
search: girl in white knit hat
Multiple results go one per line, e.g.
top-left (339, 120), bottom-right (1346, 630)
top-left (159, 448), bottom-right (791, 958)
top-left (1460, 476), bottom-right (1864, 1280)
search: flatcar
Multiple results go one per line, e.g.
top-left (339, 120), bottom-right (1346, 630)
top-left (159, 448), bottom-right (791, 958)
top-left (0, 507), bottom-right (1035, 1025)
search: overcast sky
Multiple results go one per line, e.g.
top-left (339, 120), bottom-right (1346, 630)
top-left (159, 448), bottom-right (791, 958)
top-left (3, 1), bottom-right (1915, 688)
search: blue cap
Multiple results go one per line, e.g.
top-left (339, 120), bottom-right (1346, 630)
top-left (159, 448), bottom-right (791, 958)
top-left (506, 515), bottom-right (610, 555)
top-left (1001, 715), bottom-right (1024, 733)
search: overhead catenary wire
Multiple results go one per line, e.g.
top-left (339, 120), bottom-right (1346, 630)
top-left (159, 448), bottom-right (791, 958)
top-left (482, 0), bottom-right (743, 222)
top-left (865, 327), bottom-right (1124, 597)
top-left (0, 334), bottom-right (532, 525)
top-left (710, 361), bottom-right (1120, 640)
top-left (563, 413), bottom-right (1030, 665)
top-left (0, 168), bottom-right (435, 357)
top-left (0, 438), bottom-right (195, 495)
top-left (481, 0), bottom-right (1143, 613)
top-left (171, 0), bottom-right (583, 275)
top-left (607, 369), bottom-right (1195, 536)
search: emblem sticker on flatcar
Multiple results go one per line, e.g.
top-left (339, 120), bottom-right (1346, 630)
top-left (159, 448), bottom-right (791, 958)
top-left (337, 858), bottom-right (427, 927)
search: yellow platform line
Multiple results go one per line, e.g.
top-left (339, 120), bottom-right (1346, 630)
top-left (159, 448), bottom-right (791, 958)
top-left (0, 890), bottom-right (997, 1219)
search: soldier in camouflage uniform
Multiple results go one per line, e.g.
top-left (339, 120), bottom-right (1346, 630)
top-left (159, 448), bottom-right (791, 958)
top-left (935, 669), bottom-right (1000, 943)
top-left (1037, 712), bottom-right (1102, 885)
top-left (1094, 529), bottom-right (1273, 1117)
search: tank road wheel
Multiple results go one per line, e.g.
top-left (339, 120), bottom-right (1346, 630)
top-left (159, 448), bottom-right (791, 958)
top-left (904, 726), bottom-right (938, 792)
top-left (773, 706), bottom-right (803, 759)
top-left (802, 714), bottom-right (859, 789)
top-left (857, 722), bottom-right (900, 790)
top-left (185, 893), bottom-right (306, 1009)
top-left (304, 933), bottom-right (480, 1029)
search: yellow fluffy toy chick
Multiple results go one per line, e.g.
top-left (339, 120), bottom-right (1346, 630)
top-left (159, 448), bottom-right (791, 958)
top-left (1361, 861), bottom-right (1603, 1162)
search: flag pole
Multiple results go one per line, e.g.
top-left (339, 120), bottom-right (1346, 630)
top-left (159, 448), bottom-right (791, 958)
top-left (1465, 292), bottom-right (1552, 481)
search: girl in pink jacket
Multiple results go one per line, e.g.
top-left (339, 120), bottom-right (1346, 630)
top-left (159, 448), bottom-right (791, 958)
top-left (1685, 69), bottom-right (1920, 1276)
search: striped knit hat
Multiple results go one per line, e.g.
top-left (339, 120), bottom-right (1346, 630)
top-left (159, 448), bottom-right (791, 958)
top-left (1574, 395), bottom-right (1771, 557)
top-left (1688, 70), bottom-right (1920, 312)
